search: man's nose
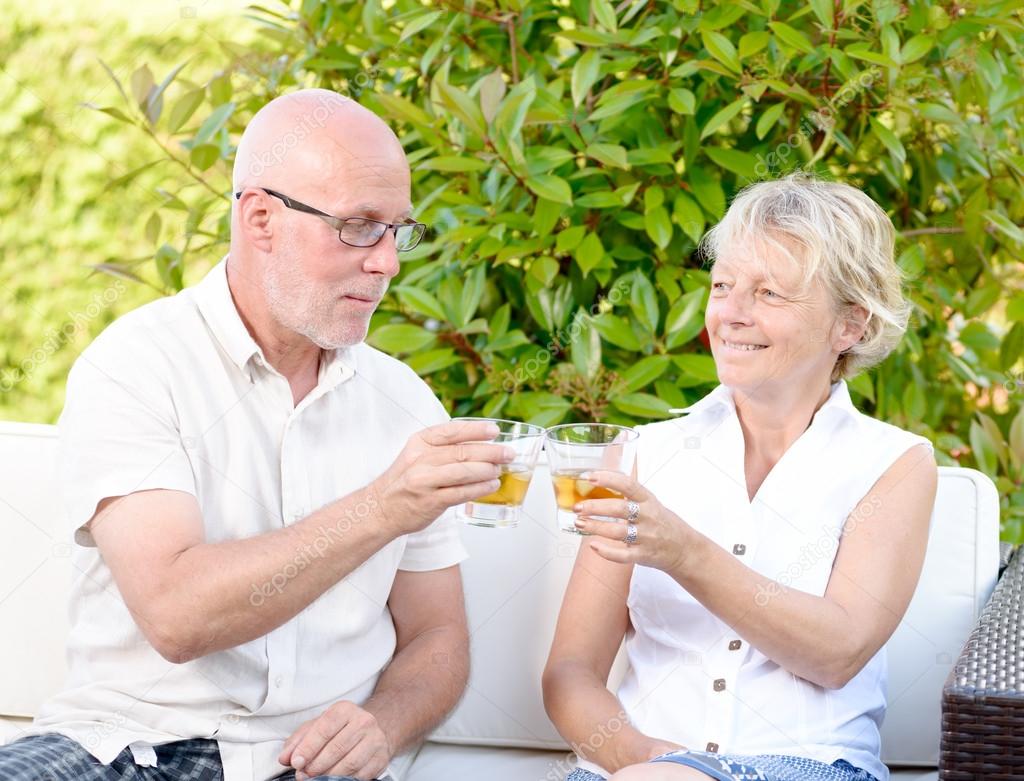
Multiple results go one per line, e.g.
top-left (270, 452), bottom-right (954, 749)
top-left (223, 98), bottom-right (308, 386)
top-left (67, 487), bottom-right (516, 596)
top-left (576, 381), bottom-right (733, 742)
top-left (362, 230), bottom-right (401, 278)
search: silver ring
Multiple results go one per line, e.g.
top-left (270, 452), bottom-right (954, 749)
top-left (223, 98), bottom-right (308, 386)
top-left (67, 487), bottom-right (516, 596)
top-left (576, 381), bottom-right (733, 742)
top-left (625, 522), bottom-right (638, 545)
top-left (626, 500), bottom-right (640, 522)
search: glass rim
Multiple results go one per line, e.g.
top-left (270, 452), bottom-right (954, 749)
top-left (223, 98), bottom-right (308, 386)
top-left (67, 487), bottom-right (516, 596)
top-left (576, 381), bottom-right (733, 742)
top-left (450, 416), bottom-right (546, 437)
top-left (544, 422), bottom-right (640, 445)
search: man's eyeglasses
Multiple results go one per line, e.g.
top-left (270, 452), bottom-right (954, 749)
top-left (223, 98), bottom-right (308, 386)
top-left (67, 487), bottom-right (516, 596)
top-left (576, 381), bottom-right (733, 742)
top-left (234, 188), bottom-right (427, 252)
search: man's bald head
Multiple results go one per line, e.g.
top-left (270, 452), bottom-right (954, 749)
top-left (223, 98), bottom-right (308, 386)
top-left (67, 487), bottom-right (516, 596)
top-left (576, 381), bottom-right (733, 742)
top-left (228, 89), bottom-right (410, 353)
top-left (232, 88), bottom-right (406, 198)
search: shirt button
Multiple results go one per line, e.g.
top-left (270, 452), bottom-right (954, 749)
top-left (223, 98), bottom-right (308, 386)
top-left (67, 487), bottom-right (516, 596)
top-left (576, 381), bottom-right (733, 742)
top-left (706, 742), bottom-right (719, 753)
top-left (274, 675), bottom-right (283, 688)
top-left (729, 640), bottom-right (742, 651)
top-left (713, 678), bottom-right (726, 692)
top-left (732, 543), bottom-right (746, 555)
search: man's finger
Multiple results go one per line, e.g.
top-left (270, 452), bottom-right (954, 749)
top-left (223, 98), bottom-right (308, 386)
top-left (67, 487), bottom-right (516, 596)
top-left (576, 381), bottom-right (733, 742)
top-left (279, 721), bottom-right (312, 765)
top-left (291, 717), bottom-right (344, 773)
top-left (303, 723), bottom-right (363, 777)
top-left (420, 420), bottom-right (499, 447)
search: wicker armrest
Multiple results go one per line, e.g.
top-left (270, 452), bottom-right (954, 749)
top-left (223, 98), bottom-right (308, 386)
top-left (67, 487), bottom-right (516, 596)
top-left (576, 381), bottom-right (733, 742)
top-left (940, 545), bottom-right (1024, 779)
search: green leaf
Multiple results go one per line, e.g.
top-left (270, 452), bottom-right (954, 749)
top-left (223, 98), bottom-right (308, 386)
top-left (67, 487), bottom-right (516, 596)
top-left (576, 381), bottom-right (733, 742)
top-left (394, 286), bottom-right (448, 321)
top-left (965, 284), bottom-right (1003, 318)
top-left (618, 356), bottom-right (671, 393)
top-left (769, 22), bottom-right (815, 55)
top-left (985, 211), bottom-right (1024, 245)
top-left (367, 323), bottom-right (438, 353)
top-left (407, 348), bottom-right (462, 375)
top-left (576, 232), bottom-right (605, 275)
top-left (612, 393), bottom-right (673, 419)
top-left (526, 174), bottom-right (573, 206)
top-left (190, 143), bottom-right (220, 171)
top-left (688, 167), bottom-right (726, 219)
top-left (586, 143), bottom-right (629, 169)
top-left (419, 156), bottom-right (490, 172)
top-left (572, 317), bottom-right (602, 380)
top-left (630, 272), bottom-right (660, 334)
top-left (673, 192), bottom-right (705, 243)
top-left (755, 103), bottom-right (786, 140)
top-left (166, 88), bottom-right (205, 133)
top-left (701, 97), bottom-right (747, 139)
top-left (644, 206), bottom-right (673, 249)
top-left (1000, 322), bottom-right (1024, 372)
top-left (704, 147), bottom-right (759, 180)
top-left (809, 0), bottom-right (834, 28)
top-left (436, 77), bottom-right (487, 138)
top-left (399, 10), bottom-right (443, 43)
top-left (591, 0), bottom-right (617, 32)
top-left (868, 117), bottom-right (906, 167)
top-left (668, 88), bottom-right (696, 115)
top-left (556, 226), bottom-right (587, 254)
top-left (194, 102), bottom-right (235, 145)
top-left (571, 50), bottom-right (601, 108)
top-left (739, 31), bottom-right (770, 59)
top-left (702, 31), bottom-right (741, 74)
top-left (672, 353), bottom-right (719, 383)
top-left (593, 313), bottom-right (641, 350)
top-left (969, 418), bottom-right (999, 477)
top-left (665, 287), bottom-right (706, 349)
top-left (900, 34), bottom-right (934, 65)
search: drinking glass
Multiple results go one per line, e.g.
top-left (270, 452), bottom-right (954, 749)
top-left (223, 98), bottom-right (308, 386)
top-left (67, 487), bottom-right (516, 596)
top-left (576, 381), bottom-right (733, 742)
top-left (452, 417), bottom-right (545, 528)
top-left (544, 423), bottom-right (639, 534)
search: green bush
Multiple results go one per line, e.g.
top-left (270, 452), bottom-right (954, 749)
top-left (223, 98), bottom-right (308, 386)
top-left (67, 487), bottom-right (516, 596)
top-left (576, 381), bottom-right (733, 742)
top-left (96, 0), bottom-right (1024, 541)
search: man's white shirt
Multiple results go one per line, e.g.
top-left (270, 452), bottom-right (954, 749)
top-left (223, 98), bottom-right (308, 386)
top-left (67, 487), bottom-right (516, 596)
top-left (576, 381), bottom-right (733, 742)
top-left (24, 258), bottom-right (467, 781)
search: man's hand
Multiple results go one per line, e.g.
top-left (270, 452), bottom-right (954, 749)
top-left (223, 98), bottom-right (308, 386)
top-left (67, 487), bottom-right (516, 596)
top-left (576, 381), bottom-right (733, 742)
top-left (279, 701), bottom-right (391, 781)
top-left (372, 420), bottom-right (513, 536)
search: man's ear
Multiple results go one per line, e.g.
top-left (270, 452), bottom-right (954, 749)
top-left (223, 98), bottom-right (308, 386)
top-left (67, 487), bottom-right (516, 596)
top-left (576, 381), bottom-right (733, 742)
top-left (235, 190), bottom-right (275, 253)
top-left (833, 304), bottom-right (869, 353)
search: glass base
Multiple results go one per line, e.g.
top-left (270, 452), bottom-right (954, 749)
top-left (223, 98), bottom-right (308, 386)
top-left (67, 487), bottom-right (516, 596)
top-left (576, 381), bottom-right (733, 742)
top-left (456, 501), bottom-right (520, 528)
top-left (557, 508), bottom-right (586, 535)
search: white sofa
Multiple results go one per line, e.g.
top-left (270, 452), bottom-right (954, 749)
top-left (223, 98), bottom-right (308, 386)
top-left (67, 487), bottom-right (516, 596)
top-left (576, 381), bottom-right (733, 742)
top-left (0, 422), bottom-right (1002, 780)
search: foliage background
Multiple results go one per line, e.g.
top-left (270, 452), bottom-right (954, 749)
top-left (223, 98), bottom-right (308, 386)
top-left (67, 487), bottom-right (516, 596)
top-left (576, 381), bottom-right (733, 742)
top-left (4, 0), bottom-right (1024, 541)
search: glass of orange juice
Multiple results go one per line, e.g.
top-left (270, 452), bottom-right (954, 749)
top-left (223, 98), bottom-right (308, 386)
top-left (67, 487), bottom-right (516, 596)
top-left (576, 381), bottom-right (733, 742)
top-left (544, 424), bottom-right (639, 534)
top-left (452, 417), bottom-right (545, 528)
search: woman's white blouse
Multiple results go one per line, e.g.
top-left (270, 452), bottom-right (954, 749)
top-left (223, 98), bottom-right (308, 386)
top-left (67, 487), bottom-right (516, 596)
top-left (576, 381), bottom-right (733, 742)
top-left (576, 381), bottom-right (932, 781)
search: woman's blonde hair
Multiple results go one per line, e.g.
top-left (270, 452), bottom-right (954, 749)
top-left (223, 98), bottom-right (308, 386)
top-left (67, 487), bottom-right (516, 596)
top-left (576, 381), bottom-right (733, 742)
top-left (699, 173), bottom-right (910, 381)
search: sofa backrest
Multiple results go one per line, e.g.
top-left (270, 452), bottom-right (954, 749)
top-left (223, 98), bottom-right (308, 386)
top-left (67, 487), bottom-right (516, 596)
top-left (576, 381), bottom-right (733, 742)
top-left (431, 458), bottom-right (1001, 768)
top-left (0, 423), bottom-right (1001, 768)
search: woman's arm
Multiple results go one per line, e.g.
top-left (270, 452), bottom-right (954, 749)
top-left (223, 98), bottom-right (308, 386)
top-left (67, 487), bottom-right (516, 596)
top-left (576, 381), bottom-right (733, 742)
top-left (575, 443), bottom-right (937, 690)
top-left (543, 541), bottom-right (682, 773)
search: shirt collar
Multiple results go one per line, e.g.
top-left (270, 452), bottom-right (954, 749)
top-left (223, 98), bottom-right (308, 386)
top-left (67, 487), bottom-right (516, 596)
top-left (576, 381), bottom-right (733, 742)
top-left (675, 380), bottom-right (857, 424)
top-left (192, 256), bottom-right (356, 389)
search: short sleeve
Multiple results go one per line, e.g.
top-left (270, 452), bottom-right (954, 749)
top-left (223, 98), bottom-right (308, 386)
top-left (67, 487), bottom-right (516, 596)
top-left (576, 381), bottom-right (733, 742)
top-left (394, 382), bottom-right (468, 572)
top-left (59, 345), bottom-right (196, 547)
top-left (397, 506), bottom-right (469, 572)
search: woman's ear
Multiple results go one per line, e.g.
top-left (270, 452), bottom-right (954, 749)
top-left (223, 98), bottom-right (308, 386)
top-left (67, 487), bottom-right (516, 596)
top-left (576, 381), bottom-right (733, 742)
top-left (833, 305), bottom-right (869, 353)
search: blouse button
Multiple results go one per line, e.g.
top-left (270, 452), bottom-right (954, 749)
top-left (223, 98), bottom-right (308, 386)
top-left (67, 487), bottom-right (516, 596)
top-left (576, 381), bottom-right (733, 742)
top-left (729, 640), bottom-right (742, 650)
top-left (706, 742), bottom-right (720, 752)
top-left (713, 678), bottom-right (726, 692)
top-left (732, 543), bottom-right (746, 555)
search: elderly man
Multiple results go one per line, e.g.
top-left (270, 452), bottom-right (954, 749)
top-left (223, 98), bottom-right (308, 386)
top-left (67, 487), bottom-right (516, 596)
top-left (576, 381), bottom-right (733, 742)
top-left (0, 89), bottom-right (510, 781)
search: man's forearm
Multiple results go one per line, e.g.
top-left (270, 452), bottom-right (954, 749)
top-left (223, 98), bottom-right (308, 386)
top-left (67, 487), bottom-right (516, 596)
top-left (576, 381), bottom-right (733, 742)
top-left (361, 625), bottom-right (470, 756)
top-left (155, 484), bottom-right (398, 662)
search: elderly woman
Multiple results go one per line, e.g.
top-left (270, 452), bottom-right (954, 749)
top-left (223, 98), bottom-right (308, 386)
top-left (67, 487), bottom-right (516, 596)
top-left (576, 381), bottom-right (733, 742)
top-left (542, 175), bottom-right (937, 781)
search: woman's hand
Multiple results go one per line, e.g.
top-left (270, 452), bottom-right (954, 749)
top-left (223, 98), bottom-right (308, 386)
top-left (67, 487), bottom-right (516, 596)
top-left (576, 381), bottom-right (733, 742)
top-left (572, 470), bottom-right (697, 573)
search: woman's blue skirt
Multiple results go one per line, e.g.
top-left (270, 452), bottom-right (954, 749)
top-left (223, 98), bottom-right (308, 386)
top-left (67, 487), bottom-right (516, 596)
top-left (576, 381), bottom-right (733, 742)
top-left (565, 750), bottom-right (880, 781)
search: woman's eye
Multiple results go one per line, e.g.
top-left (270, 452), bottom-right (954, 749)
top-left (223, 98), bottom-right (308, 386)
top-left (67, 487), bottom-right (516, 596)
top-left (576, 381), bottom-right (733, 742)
top-left (762, 288), bottom-right (779, 298)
